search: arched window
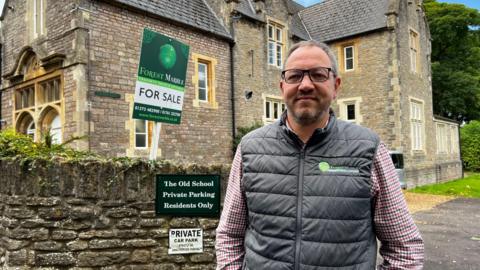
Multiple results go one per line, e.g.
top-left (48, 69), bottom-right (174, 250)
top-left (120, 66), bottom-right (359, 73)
top-left (40, 107), bottom-right (62, 144)
top-left (16, 112), bottom-right (36, 140)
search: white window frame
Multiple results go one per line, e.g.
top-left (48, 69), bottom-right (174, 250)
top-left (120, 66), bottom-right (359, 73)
top-left (267, 22), bottom-right (284, 68)
top-left (344, 46), bottom-right (354, 71)
top-left (197, 62), bottom-right (209, 102)
top-left (263, 95), bottom-right (285, 124)
top-left (337, 97), bottom-right (363, 124)
top-left (410, 98), bottom-right (424, 151)
top-left (135, 119), bottom-right (149, 149)
top-left (409, 29), bottom-right (419, 73)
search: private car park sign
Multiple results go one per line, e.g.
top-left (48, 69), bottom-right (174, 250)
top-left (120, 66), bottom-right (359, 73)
top-left (132, 28), bottom-right (190, 124)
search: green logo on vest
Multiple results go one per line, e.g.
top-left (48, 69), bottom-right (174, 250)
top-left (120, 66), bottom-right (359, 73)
top-left (318, 162), bottom-right (330, 172)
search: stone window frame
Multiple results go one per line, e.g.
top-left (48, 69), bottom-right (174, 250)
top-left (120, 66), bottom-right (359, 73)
top-left (263, 94), bottom-right (285, 124)
top-left (27, 0), bottom-right (47, 40)
top-left (126, 94), bottom-right (162, 157)
top-left (409, 97), bottom-right (425, 152)
top-left (337, 97), bottom-right (363, 124)
top-left (191, 53), bottom-right (218, 109)
top-left (336, 40), bottom-right (359, 73)
top-left (409, 28), bottom-right (420, 73)
top-left (267, 18), bottom-right (286, 69)
top-left (13, 72), bottom-right (65, 143)
top-left (435, 119), bottom-right (459, 155)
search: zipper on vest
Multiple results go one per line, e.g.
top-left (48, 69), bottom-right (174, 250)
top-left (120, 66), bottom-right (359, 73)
top-left (294, 149), bottom-right (305, 270)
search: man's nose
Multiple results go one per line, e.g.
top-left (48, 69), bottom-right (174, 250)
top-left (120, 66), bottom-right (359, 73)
top-left (298, 73), bottom-right (315, 90)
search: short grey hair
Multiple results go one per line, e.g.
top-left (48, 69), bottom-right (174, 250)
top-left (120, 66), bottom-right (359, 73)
top-left (284, 40), bottom-right (339, 77)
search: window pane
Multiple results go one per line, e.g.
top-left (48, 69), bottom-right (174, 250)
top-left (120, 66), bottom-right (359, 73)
top-left (135, 134), bottom-right (146, 148)
top-left (276, 44), bottom-right (282, 67)
top-left (346, 59), bottom-right (354, 70)
top-left (199, 88), bottom-right (207, 101)
top-left (268, 25), bottom-right (273, 39)
top-left (345, 47), bottom-right (353, 58)
top-left (273, 102), bottom-right (279, 119)
top-left (276, 28), bottom-right (282, 42)
top-left (265, 101), bottom-right (271, 119)
top-left (281, 103), bottom-right (286, 113)
top-left (135, 119), bottom-right (146, 133)
top-left (50, 115), bottom-right (62, 144)
top-left (268, 42), bottom-right (275, 64)
top-left (347, 104), bottom-right (355, 120)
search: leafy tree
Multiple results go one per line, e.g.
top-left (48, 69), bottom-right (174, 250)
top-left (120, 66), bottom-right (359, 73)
top-left (424, 0), bottom-right (480, 121)
top-left (232, 122), bottom-right (263, 153)
top-left (460, 120), bottom-right (480, 171)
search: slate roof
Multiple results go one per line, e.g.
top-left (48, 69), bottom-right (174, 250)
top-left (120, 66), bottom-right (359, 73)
top-left (111, 0), bottom-right (232, 41)
top-left (234, 0), bottom-right (310, 41)
top-left (235, 0), bottom-right (265, 22)
top-left (285, 0), bottom-right (311, 40)
top-left (299, 0), bottom-right (389, 42)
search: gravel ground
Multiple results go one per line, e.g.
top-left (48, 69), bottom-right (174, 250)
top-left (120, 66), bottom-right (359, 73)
top-left (403, 191), bottom-right (455, 213)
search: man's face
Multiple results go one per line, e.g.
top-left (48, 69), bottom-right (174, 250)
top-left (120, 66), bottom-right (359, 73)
top-left (280, 46), bottom-right (341, 126)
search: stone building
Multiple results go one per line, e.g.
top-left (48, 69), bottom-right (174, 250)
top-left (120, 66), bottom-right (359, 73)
top-left (0, 0), bottom-right (462, 186)
top-left (0, 0), bottom-right (234, 164)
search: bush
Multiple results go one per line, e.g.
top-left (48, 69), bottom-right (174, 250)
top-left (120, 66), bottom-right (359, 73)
top-left (460, 120), bottom-right (480, 171)
top-left (232, 122), bottom-right (263, 153)
top-left (0, 128), bottom-right (95, 161)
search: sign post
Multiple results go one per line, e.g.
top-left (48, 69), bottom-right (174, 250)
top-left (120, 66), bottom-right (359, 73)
top-left (132, 28), bottom-right (190, 160)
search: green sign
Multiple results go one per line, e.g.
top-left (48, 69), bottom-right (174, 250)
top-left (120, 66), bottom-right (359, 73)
top-left (132, 28), bottom-right (190, 124)
top-left (156, 175), bottom-right (221, 216)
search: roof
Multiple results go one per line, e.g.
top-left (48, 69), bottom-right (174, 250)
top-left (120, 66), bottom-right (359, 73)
top-left (285, 0), bottom-right (310, 40)
top-left (300, 0), bottom-right (389, 42)
top-left (234, 0), bottom-right (265, 22)
top-left (111, 0), bottom-right (233, 41)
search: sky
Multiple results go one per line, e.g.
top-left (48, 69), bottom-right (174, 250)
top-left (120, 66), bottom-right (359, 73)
top-left (294, 0), bottom-right (480, 10)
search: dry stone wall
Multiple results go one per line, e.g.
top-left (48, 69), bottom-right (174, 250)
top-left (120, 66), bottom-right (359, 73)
top-left (0, 159), bottom-right (230, 269)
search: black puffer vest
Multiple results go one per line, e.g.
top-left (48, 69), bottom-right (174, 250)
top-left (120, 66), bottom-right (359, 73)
top-left (241, 112), bottom-right (380, 270)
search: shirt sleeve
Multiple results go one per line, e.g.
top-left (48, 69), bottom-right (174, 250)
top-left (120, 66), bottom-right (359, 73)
top-left (215, 146), bottom-right (248, 270)
top-left (372, 143), bottom-right (425, 269)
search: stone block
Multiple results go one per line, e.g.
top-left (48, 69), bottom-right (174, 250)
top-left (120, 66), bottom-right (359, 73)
top-left (89, 239), bottom-right (124, 249)
top-left (190, 250), bottom-right (215, 263)
top-left (51, 230), bottom-right (78, 241)
top-left (129, 249), bottom-right (150, 263)
top-left (7, 250), bottom-right (26, 266)
top-left (169, 218), bottom-right (197, 228)
top-left (116, 229), bottom-right (147, 239)
top-left (4, 239), bottom-right (29, 251)
top-left (66, 240), bottom-right (88, 251)
top-left (33, 241), bottom-right (63, 251)
top-left (25, 197), bottom-right (61, 206)
top-left (150, 229), bottom-right (169, 238)
top-left (105, 207), bottom-right (138, 218)
top-left (39, 207), bottom-right (69, 220)
top-left (139, 218), bottom-right (166, 228)
top-left (71, 207), bottom-right (95, 220)
top-left (35, 252), bottom-right (76, 266)
top-left (125, 239), bottom-right (157, 248)
top-left (117, 218), bottom-right (138, 229)
top-left (199, 218), bottom-right (219, 230)
top-left (77, 251), bottom-right (130, 267)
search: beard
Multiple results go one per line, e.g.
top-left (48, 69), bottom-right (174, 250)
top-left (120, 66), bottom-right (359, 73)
top-left (289, 105), bottom-right (326, 126)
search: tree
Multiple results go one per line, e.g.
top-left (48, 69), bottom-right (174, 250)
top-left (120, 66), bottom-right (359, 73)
top-left (424, 0), bottom-right (480, 121)
top-left (460, 120), bottom-right (480, 171)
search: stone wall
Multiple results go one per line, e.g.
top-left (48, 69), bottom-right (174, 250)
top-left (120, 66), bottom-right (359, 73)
top-left (0, 159), bottom-right (230, 269)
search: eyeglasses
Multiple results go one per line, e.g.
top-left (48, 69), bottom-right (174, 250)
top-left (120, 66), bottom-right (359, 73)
top-left (281, 67), bottom-right (334, 84)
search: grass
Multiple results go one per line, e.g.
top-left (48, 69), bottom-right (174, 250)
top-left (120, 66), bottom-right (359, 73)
top-left (410, 172), bottom-right (480, 198)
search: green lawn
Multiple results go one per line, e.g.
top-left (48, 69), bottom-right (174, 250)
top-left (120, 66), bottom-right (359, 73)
top-left (410, 172), bottom-right (480, 198)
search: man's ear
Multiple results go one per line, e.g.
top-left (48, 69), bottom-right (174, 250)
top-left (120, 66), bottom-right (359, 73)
top-left (333, 76), bottom-right (341, 99)
top-left (280, 81), bottom-right (285, 94)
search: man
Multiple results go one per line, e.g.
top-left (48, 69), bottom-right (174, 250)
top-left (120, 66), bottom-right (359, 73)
top-left (216, 41), bottom-right (424, 269)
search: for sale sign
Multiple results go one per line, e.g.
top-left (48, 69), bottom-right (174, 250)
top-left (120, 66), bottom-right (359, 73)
top-left (168, 228), bottom-right (203, 254)
top-left (132, 28), bottom-right (190, 124)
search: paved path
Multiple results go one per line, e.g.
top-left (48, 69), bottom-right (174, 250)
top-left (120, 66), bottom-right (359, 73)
top-left (413, 198), bottom-right (480, 270)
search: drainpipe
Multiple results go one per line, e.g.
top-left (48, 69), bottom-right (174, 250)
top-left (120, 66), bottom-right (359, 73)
top-left (457, 123), bottom-right (464, 178)
top-left (229, 14), bottom-right (242, 148)
top-left (0, 43), bottom-right (3, 130)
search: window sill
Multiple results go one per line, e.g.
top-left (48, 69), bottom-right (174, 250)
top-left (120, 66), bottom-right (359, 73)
top-left (193, 99), bottom-right (218, 109)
